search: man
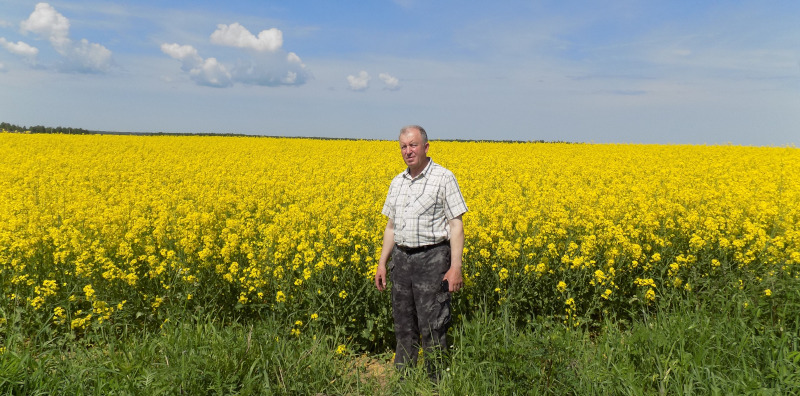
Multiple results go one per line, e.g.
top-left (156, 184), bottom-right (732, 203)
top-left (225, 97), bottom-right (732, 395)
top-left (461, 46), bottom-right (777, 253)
top-left (374, 125), bottom-right (468, 380)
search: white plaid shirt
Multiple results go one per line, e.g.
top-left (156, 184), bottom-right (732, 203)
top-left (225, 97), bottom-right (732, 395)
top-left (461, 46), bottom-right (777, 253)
top-left (382, 159), bottom-right (468, 248)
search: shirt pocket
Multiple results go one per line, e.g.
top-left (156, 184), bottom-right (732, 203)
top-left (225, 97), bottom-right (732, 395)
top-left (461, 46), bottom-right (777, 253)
top-left (411, 190), bottom-right (438, 216)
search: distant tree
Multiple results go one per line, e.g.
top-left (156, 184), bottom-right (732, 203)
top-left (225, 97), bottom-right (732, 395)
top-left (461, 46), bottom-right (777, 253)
top-left (1, 122), bottom-right (97, 134)
top-left (1, 122), bottom-right (25, 132)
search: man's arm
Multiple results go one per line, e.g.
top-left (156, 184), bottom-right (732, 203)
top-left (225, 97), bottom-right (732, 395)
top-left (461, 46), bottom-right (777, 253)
top-left (443, 215), bottom-right (464, 292)
top-left (374, 218), bottom-right (395, 291)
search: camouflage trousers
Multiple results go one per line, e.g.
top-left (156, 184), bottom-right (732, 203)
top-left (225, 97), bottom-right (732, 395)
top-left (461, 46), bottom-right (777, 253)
top-left (390, 243), bottom-right (452, 376)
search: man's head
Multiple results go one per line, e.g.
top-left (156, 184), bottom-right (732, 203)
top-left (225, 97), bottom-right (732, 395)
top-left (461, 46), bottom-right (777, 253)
top-left (399, 125), bottom-right (429, 174)
top-left (400, 125), bottom-right (428, 144)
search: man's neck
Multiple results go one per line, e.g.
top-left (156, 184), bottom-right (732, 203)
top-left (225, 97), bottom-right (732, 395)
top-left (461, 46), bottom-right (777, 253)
top-left (408, 157), bottom-right (430, 178)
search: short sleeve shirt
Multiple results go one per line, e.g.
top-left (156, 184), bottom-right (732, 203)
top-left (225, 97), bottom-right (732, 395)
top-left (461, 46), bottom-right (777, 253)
top-left (382, 159), bottom-right (468, 248)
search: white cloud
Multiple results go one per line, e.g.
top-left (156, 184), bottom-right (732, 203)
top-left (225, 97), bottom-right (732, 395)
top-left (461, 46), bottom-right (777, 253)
top-left (379, 73), bottom-right (400, 90)
top-left (20, 3), bottom-right (71, 52)
top-left (0, 38), bottom-right (39, 62)
top-left (18, 3), bottom-right (113, 73)
top-left (287, 52), bottom-right (302, 65)
top-left (60, 44), bottom-right (113, 73)
top-left (162, 41), bottom-right (310, 87)
top-left (160, 43), bottom-right (203, 70)
top-left (161, 43), bottom-right (230, 87)
top-left (0, 62), bottom-right (6, 72)
top-left (162, 22), bottom-right (309, 88)
top-left (190, 57), bottom-right (232, 88)
top-left (230, 53), bottom-right (311, 87)
top-left (347, 71), bottom-right (370, 91)
top-left (344, 71), bottom-right (399, 91)
top-left (210, 23), bottom-right (282, 52)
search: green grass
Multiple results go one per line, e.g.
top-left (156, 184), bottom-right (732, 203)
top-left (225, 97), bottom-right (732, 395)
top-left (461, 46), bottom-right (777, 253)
top-left (2, 286), bottom-right (799, 395)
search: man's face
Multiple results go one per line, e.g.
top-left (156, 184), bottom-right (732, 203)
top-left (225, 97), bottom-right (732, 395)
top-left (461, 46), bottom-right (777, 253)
top-left (399, 129), bottom-right (429, 170)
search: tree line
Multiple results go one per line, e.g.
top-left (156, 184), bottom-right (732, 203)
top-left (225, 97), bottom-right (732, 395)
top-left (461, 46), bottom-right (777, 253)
top-left (1, 122), bottom-right (94, 135)
top-left (1, 121), bottom-right (575, 143)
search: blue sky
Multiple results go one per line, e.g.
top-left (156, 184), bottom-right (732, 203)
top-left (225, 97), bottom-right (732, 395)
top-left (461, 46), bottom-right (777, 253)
top-left (0, 1), bottom-right (798, 145)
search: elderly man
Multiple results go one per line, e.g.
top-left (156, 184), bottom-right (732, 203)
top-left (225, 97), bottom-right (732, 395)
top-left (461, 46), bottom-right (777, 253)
top-left (374, 125), bottom-right (468, 380)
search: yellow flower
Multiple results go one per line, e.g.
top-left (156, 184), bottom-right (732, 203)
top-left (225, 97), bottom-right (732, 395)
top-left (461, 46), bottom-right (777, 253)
top-left (764, 289), bottom-right (772, 297)
top-left (28, 296), bottom-right (45, 310)
top-left (594, 270), bottom-right (606, 284)
top-left (635, 278), bottom-right (656, 288)
top-left (336, 344), bottom-right (347, 355)
top-left (2, 134), bottom-right (798, 343)
top-left (151, 296), bottom-right (164, 308)
top-left (83, 284), bottom-right (95, 300)
top-left (53, 306), bottom-right (66, 325)
top-left (498, 268), bottom-right (509, 281)
top-left (70, 313), bottom-right (93, 330)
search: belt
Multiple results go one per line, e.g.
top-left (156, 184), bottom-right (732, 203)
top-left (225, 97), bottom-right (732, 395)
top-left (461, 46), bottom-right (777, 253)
top-left (395, 240), bottom-right (449, 255)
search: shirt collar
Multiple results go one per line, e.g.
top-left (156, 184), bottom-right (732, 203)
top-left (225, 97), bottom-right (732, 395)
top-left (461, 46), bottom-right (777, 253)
top-left (403, 157), bottom-right (433, 180)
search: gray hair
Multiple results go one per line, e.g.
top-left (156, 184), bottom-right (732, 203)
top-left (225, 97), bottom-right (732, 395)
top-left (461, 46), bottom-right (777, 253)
top-left (399, 125), bottom-right (428, 143)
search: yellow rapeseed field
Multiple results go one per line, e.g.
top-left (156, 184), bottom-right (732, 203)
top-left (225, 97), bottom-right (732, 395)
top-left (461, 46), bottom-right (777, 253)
top-left (1, 133), bottom-right (798, 343)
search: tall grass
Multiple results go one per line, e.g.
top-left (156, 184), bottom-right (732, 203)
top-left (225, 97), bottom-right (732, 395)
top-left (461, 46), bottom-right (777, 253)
top-left (2, 278), bottom-right (798, 395)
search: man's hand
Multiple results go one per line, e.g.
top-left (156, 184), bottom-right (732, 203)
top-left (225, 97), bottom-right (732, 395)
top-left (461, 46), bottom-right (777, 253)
top-left (444, 215), bottom-right (465, 293)
top-left (375, 263), bottom-right (388, 291)
top-left (375, 219), bottom-right (394, 292)
top-left (442, 266), bottom-right (463, 292)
